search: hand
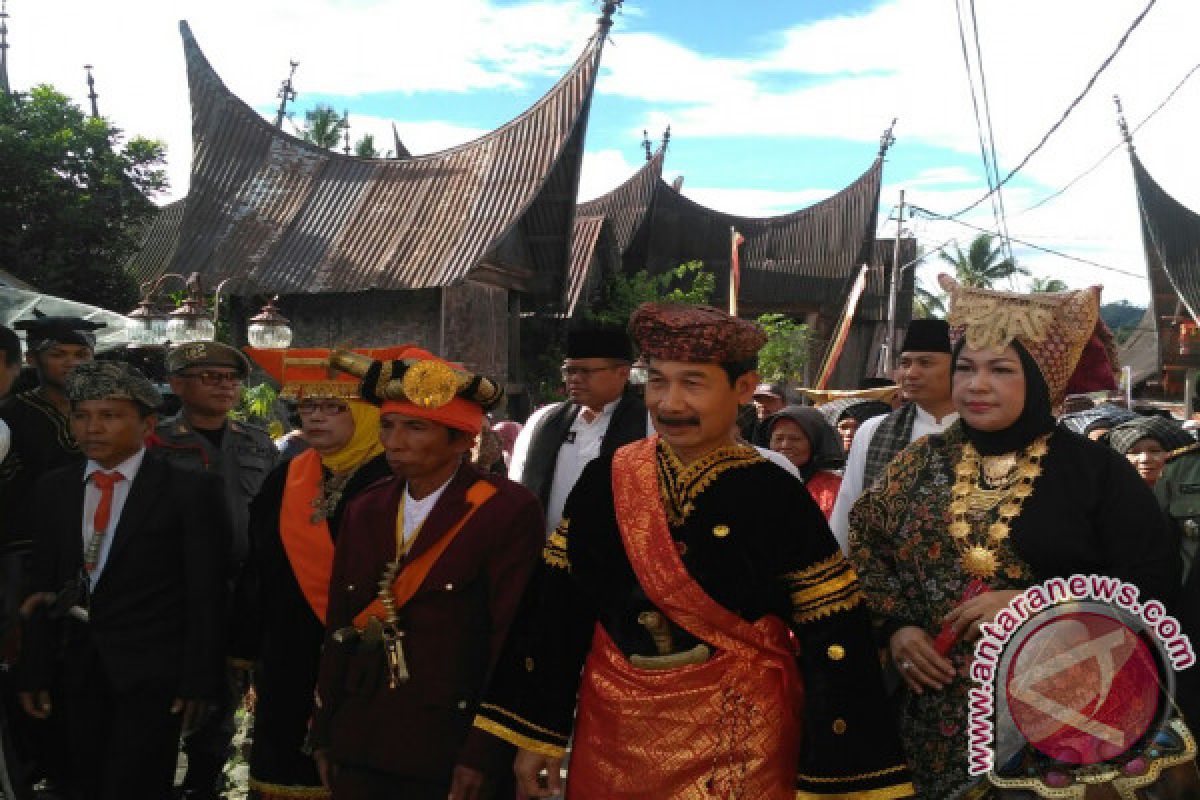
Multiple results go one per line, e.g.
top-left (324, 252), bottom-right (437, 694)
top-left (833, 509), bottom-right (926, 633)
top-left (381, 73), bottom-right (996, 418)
top-left (890, 626), bottom-right (956, 694)
top-left (449, 764), bottom-right (491, 800)
top-left (514, 748), bottom-right (564, 798)
top-left (170, 697), bottom-right (210, 736)
top-left (314, 749), bottom-right (337, 790)
top-left (942, 590), bottom-right (1022, 643)
top-left (19, 690), bottom-right (52, 719)
top-left (18, 592), bottom-right (56, 619)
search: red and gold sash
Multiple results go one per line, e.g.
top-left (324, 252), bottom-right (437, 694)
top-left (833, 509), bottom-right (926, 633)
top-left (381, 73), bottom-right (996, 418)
top-left (352, 480), bottom-right (496, 628)
top-left (566, 436), bottom-right (803, 800)
top-left (279, 449), bottom-right (337, 624)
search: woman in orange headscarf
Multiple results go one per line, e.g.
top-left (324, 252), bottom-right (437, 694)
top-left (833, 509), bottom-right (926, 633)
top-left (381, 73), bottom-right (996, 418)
top-left (231, 348), bottom-right (399, 800)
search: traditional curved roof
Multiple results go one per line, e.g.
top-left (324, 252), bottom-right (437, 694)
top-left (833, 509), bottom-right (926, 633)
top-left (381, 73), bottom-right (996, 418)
top-left (128, 197), bottom-right (187, 287)
top-left (574, 145), bottom-right (886, 311)
top-left (153, 19), bottom-right (608, 306)
top-left (1130, 151), bottom-right (1200, 390)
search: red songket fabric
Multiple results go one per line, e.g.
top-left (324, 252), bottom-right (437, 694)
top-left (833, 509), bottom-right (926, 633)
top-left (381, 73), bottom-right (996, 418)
top-left (566, 436), bottom-right (803, 800)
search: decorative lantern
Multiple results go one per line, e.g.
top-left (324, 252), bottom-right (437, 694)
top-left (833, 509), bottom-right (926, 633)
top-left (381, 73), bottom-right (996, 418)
top-left (1180, 320), bottom-right (1200, 356)
top-left (125, 297), bottom-right (169, 347)
top-left (246, 296), bottom-right (293, 349)
top-left (165, 273), bottom-right (216, 344)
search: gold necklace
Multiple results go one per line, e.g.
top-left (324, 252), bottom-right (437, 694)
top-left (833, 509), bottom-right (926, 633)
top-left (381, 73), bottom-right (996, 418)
top-left (948, 434), bottom-right (1050, 579)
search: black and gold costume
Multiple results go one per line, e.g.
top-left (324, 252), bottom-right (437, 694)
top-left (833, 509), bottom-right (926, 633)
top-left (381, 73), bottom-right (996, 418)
top-left (476, 441), bottom-right (914, 798)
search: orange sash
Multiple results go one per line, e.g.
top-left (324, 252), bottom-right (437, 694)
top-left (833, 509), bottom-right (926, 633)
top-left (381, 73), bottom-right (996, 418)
top-left (567, 436), bottom-right (803, 800)
top-left (352, 480), bottom-right (496, 628)
top-left (279, 449), bottom-right (337, 624)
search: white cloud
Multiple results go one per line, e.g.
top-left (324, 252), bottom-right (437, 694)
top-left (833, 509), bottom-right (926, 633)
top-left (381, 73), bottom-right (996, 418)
top-left (578, 148), bottom-right (644, 203)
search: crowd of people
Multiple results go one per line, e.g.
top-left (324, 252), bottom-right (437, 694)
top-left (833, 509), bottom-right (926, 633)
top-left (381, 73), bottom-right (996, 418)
top-left (0, 275), bottom-right (1196, 799)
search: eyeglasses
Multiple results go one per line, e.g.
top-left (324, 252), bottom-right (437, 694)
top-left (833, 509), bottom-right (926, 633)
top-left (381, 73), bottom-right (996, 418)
top-left (297, 400), bottom-right (349, 416)
top-left (181, 370), bottom-right (243, 387)
top-left (561, 365), bottom-right (619, 379)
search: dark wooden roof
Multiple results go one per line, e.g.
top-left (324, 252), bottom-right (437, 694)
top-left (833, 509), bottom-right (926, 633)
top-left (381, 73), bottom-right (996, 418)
top-left (128, 197), bottom-right (187, 287)
top-left (141, 20), bottom-right (607, 308)
top-left (574, 146), bottom-right (886, 311)
top-left (1131, 151), bottom-right (1200, 389)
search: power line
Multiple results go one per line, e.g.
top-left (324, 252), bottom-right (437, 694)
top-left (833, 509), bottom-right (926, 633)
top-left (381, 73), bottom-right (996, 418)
top-left (910, 204), bottom-right (1146, 279)
top-left (1019, 59), bottom-right (1200, 215)
top-left (946, 0), bottom-right (1158, 218)
top-left (953, 0), bottom-right (1008, 256)
top-left (967, 0), bottom-right (1014, 262)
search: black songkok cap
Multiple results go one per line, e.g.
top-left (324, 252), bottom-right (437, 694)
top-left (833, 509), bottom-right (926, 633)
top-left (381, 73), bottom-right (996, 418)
top-left (566, 326), bottom-right (633, 361)
top-left (14, 311), bottom-right (104, 352)
top-left (901, 319), bottom-right (951, 354)
top-left (0, 325), bottom-right (20, 362)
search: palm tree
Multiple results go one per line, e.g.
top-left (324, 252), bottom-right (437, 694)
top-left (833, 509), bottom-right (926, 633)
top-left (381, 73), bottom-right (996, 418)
top-left (913, 280), bottom-right (947, 319)
top-left (301, 105), bottom-right (348, 150)
top-left (354, 134), bottom-right (380, 158)
top-left (938, 233), bottom-right (1029, 288)
top-left (1029, 276), bottom-right (1068, 293)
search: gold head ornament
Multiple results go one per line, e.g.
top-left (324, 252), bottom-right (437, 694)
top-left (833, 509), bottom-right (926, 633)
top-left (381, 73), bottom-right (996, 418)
top-left (328, 349), bottom-right (504, 410)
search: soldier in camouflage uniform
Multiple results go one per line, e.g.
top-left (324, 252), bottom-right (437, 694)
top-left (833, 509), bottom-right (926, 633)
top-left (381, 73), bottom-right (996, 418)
top-left (151, 341), bottom-right (277, 800)
top-left (1154, 442), bottom-right (1200, 728)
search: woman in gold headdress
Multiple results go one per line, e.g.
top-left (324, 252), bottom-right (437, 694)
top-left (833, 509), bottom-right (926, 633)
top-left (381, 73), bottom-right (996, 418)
top-left (848, 278), bottom-right (1190, 798)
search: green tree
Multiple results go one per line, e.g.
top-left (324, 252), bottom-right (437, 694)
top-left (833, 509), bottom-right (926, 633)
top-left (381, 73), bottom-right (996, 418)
top-left (354, 133), bottom-right (380, 158)
top-left (0, 85), bottom-right (166, 310)
top-left (585, 261), bottom-right (715, 327)
top-left (755, 313), bottom-right (809, 386)
top-left (1029, 276), bottom-right (1068, 293)
top-left (938, 233), bottom-right (1029, 288)
top-left (913, 280), bottom-right (947, 319)
top-left (301, 105), bottom-right (348, 150)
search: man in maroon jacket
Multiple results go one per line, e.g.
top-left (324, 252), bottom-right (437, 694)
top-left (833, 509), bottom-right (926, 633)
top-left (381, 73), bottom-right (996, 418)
top-left (311, 347), bottom-right (544, 800)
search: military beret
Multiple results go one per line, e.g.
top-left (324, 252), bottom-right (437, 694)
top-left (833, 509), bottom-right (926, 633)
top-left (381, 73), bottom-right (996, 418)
top-left (66, 361), bottom-right (162, 411)
top-left (14, 311), bottom-right (104, 352)
top-left (166, 341), bottom-right (250, 378)
top-left (629, 303), bottom-right (766, 364)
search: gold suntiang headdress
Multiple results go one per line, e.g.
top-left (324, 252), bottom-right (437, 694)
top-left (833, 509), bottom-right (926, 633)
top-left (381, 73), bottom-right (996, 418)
top-left (329, 349), bottom-right (504, 411)
top-left (939, 274), bottom-right (1102, 406)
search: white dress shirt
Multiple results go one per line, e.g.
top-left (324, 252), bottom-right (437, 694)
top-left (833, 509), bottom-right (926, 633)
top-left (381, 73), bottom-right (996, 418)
top-left (81, 448), bottom-right (147, 583)
top-left (399, 474), bottom-right (454, 547)
top-left (510, 399), bottom-right (653, 534)
top-left (829, 405), bottom-right (958, 554)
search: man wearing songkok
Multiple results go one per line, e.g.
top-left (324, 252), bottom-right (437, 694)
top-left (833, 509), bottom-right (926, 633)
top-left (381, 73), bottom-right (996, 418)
top-left (16, 361), bottom-right (230, 800)
top-left (0, 312), bottom-right (100, 794)
top-left (474, 303), bottom-right (914, 799)
top-left (151, 341), bottom-right (277, 799)
top-left (830, 318), bottom-right (957, 552)
top-left (310, 347), bottom-right (544, 800)
top-left (509, 325), bottom-right (649, 533)
top-left (230, 348), bottom-right (396, 800)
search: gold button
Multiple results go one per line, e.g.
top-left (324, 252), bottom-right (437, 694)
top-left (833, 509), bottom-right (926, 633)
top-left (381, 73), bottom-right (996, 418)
top-left (827, 644), bottom-right (845, 661)
top-left (832, 718), bottom-right (847, 735)
top-left (712, 525), bottom-right (730, 538)
top-left (525, 657), bottom-right (535, 672)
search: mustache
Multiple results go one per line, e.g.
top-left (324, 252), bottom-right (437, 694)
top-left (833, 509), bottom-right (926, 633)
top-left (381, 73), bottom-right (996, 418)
top-left (655, 415), bottom-right (701, 427)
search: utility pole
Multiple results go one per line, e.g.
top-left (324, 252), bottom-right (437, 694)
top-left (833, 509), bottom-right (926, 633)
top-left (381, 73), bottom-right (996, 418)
top-left (342, 110), bottom-right (351, 155)
top-left (84, 63), bottom-right (99, 118)
top-left (881, 189), bottom-right (906, 377)
top-left (273, 60), bottom-right (298, 129)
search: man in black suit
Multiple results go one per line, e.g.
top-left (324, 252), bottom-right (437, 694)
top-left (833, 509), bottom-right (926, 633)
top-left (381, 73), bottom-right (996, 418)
top-left (17, 360), bottom-right (230, 800)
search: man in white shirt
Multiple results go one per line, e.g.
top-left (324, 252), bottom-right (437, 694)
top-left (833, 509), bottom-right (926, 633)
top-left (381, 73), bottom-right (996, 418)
top-left (829, 320), bottom-right (957, 552)
top-left (510, 327), bottom-right (651, 533)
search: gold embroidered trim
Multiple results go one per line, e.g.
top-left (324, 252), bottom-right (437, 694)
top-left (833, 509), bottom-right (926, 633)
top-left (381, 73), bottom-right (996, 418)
top-left (656, 440), bottom-right (763, 526)
top-left (279, 382), bottom-right (360, 401)
top-left (477, 703), bottom-right (570, 742)
top-left (472, 716), bottom-right (568, 758)
top-left (789, 564), bottom-right (859, 608)
top-left (785, 551), bottom-right (848, 587)
top-left (795, 783), bottom-right (915, 799)
top-left (793, 586), bottom-right (864, 625)
top-left (246, 776), bottom-right (330, 798)
top-left (543, 520), bottom-right (570, 570)
top-left (796, 765), bottom-right (909, 783)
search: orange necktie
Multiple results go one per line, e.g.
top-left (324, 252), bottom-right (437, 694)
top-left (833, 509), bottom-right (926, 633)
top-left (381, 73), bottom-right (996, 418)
top-left (86, 470), bottom-right (124, 571)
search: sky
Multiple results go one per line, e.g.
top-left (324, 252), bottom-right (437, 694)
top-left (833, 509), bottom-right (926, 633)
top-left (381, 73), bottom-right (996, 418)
top-left (7, 0), bottom-right (1200, 306)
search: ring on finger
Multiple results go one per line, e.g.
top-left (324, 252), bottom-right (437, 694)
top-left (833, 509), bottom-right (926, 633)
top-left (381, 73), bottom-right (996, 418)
top-left (899, 658), bottom-right (915, 670)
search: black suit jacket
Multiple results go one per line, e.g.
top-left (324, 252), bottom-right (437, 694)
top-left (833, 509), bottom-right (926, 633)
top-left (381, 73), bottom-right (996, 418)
top-left (20, 450), bottom-right (231, 700)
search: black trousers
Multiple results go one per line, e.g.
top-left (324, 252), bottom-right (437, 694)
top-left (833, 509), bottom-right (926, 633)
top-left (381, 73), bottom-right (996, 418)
top-left (60, 658), bottom-right (182, 800)
top-left (331, 765), bottom-right (450, 800)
